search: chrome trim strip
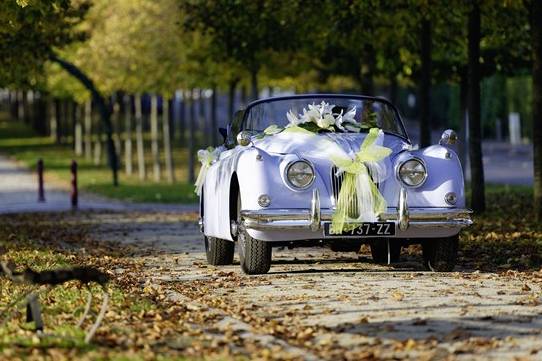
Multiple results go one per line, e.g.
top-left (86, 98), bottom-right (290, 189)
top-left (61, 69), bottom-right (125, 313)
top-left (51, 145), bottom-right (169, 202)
top-left (398, 187), bottom-right (409, 231)
top-left (240, 207), bottom-right (473, 231)
top-left (310, 189), bottom-right (321, 231)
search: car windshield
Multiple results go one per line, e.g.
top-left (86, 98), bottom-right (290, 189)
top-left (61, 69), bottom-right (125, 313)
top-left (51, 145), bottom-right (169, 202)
top-left (243, 96), bottom-right (407, 138)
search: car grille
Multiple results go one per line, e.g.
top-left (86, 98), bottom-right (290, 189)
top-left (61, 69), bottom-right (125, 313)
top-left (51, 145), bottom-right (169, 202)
top-left (330, 166), bottom-right (380, 212)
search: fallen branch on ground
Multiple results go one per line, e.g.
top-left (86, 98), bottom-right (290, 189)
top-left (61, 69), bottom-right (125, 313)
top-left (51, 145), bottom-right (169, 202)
top-left (0, 261), bottom-right (110, 343)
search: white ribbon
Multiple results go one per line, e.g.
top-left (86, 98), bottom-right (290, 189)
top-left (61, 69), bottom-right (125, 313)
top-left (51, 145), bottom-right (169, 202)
top-left (194, 146), bottom-right (223, 196)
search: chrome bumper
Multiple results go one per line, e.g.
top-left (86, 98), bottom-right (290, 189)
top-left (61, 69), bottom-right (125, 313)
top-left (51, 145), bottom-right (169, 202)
top-left (240, 189), bottom-right (473, 232)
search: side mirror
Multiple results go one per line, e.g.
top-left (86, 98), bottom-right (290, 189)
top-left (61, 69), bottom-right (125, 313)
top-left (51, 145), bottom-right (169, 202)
top-left (439, 129), bottom-right (458, 145)
top-left (236, 130), bottom-right (252, 146)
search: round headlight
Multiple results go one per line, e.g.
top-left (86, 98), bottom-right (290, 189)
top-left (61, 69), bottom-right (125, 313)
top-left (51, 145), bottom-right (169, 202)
top-left (398, 159), bottom-right (427, 187)
top-left (286, 160), bottom-right (315, 189)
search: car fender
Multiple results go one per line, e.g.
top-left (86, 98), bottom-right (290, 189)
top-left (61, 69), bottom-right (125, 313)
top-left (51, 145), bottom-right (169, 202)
top-left (382, 145), bottom-right (465, 208)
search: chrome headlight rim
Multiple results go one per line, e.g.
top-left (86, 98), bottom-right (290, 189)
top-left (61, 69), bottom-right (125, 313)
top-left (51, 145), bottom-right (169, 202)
top-left (396, 157), bottom-right (428, 188)
top-left (284, 159), bottom-right (316, 190)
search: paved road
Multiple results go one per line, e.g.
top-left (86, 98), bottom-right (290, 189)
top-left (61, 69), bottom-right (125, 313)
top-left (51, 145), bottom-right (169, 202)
top-left (0, 155), bottom-right (198, 214)
top-left (89, 212), bottom-right (542, 360)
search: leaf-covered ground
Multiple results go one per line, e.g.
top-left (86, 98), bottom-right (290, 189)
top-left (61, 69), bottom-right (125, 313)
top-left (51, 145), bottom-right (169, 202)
top-left (0, 213), bottom-right (238, 360)
top-left (1, 186), bottom-right (542, 360)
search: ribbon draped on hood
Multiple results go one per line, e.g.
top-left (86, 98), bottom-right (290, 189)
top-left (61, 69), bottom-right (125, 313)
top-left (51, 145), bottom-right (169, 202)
top-left (255, 126), bottom-right (392, 233)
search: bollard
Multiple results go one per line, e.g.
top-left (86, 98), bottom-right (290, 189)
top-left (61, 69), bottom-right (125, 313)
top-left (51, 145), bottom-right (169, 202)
top-left (37, 158), bottom-right (45, 202)
top-left (71, 160), bottom-right (78, 209)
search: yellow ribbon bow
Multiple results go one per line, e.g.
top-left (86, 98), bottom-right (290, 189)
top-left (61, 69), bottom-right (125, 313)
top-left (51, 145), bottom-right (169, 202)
top-left (330, 128), bottom-right (392, 233)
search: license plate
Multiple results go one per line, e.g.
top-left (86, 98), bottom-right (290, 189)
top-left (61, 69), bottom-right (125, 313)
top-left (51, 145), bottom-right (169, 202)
top-left (324, 222), bottom-right (395, 237)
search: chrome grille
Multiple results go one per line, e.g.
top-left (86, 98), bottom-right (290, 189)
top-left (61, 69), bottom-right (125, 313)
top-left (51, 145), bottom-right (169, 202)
top-left (330, 166), bottom-right (344, 206)
top-left (330, 166), bottom-right (380, 212)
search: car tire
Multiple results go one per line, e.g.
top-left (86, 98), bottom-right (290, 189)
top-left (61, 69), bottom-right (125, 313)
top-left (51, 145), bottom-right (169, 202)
top-left (204, 236), bottom-right (234, 265)
top-left (422, 235), bottom-right (459, 272)
top-left (370, 239), bottom-right (401, 264)
top-left (238, 233), bottom-right (272, 275)
top-left (236, 193), bottom-right (271, 274)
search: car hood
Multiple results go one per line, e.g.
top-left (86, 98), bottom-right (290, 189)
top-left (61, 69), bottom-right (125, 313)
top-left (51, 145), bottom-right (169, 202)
top-left (252, 132), bottom-right (409, 160)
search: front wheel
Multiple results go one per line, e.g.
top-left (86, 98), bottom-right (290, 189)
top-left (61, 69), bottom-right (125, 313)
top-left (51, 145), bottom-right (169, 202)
top-left (205, 236), bottom-right (234, 265)
top-left (422, 235), bottom-right (459, 272)
top-left (237, 193), bottom-right (271, 274)
top-left (238, 233), bottom-right (272, 275)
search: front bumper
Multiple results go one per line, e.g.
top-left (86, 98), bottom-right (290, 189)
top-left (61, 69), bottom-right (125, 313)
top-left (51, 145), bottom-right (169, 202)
top-left (240, 188), bottom-right (472, 233)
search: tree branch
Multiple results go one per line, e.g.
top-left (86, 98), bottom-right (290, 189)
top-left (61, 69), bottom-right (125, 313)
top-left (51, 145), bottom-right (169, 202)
top-left (48, 54), bottom-right (119, 186)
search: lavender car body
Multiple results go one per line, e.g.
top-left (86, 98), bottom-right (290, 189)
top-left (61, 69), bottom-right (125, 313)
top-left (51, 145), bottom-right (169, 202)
top-left (200, 94), bottom-right (472, 274)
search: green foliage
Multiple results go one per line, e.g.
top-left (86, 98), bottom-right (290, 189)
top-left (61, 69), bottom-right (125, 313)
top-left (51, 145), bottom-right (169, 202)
top-left (47, 0), bottom-right (187, 98)
top-left (0, 0), bottom-right (89, 88)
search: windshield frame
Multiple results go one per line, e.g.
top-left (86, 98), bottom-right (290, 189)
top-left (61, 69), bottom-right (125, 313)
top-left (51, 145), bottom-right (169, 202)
top-left (240, 94), bottom-right (410, 142)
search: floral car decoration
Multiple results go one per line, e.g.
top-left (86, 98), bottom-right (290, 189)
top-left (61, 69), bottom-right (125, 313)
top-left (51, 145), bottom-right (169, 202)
top-left (195, 95), bottom-right (472, 275)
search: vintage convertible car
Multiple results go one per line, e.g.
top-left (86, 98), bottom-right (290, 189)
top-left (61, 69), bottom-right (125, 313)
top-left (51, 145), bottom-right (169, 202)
top-left (198, 94), bottom-right (472, 274)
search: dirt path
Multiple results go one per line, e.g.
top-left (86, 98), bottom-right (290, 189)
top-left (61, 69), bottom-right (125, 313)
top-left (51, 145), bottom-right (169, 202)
top-left (88, 211), bottom-right (542, 361)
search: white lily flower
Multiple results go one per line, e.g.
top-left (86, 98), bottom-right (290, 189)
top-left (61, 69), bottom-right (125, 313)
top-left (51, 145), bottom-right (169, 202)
top-left (286, 101), bottom-right (359, 132)
top-left (320, 101), bottom-right (335, 116)
top-left (287, 110), bottom-right (302, 125)
top-left (304, 106), bottom-right (321, 124)
top-left (317, 113), bottom-right (336, 129)
top-left (342, 107), bottom-right (357, 123)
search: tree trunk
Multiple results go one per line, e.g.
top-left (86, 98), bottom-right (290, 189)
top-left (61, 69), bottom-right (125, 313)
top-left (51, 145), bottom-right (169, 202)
top-left (162, 97), bottom-right (175, 183)
top-left (32, 93), bottom-right (43, 135)
top-left (211, 86), bottom-right (218, 146)
top-left (17, 91), bottom-right (24, 122)
top-left (228, 79), bottom-right (239, 124)
top-left (124, 95), bottom-right (133, 176)
top-left (467, 2), bottom-right (485, 212)
top-left (419, 18), bottom-right (432, 148)
top-left (50, 54), bottom-right (118, 186)
top-left (240, 85), bottom-right (247, 107)
top-left (74, 102), bottom-right (83, 156)
top-left (458, 72), bottom-right (468, 179)
top-left (22, 91), bottom-right (29, 124)
top-left (150, 94), bottom-right (161, 182)
top-left (8, 90), bottom-right (17, 119)
top-left (251, 68), bottom-right (259, 101)
top-left (49, 98), bottom-right (59, 143)
top-left (135, 93), bottom-right (146, 180)
top-left (112, 96), bottom-right (122, 164)
top-left (389, 74), bottom-right (398, 105)
top-left (70, 100), bottom-right (76, 151)
top-left (61, 99), bottom-right (68, 144)
top-left (198, 89), bottom-right (206, 146)
top-left (84, 100), bottom-right (92, 160)
top-left (531, 0), bottom-right (542, 220)
top-left (188, 89), bottom-right (196, 184)
top-left (94, 110), bottom-right (102, 166)
top-left (179, 91), bottom-right (185, 144)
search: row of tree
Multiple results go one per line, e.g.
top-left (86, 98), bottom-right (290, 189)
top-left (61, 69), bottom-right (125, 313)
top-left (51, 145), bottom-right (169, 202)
top-left (3, 88), bottom-right (238, 184)
top-left (0, 0), bottom-right (541, 219)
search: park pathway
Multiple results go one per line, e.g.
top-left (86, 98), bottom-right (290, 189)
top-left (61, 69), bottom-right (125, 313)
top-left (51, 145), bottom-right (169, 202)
top-left (0, 155), bottom-right (197, 214)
